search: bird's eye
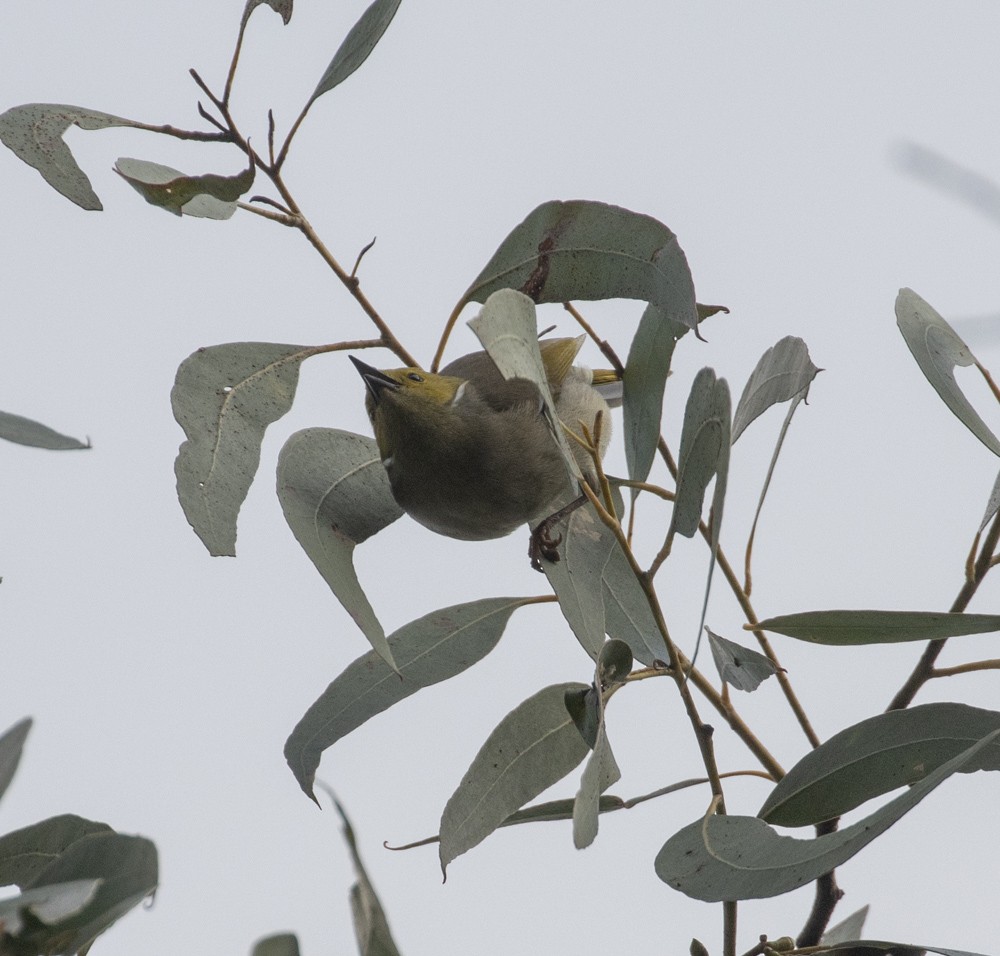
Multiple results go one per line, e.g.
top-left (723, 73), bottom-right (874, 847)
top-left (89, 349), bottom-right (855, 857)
top-left (407, 372), bottom-right (424, 382)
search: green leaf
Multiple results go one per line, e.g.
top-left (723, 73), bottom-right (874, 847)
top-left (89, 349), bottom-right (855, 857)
top-left (276, 427), bottom-right (403, 666)
top-left (240, 0), bottom-right (293, 29)
top-left (0, 718), bottom-right (31, 803)
top-left (654, 731), bottom-right (999, 901)
top-left (21, 832), bottom-right (157, 955)
top-left (0, 815), bottom-right (113, 888)
top-left (0, 412), bottom-right (89, 450)
top-left (114, 154), bottom-right (255, 219)
top-left (0, 880), bottom-right (102, 938)
top-left (601, 540), bottom-right (669, 665)
top-left (572, 665), bottom-right (621, 849)
top-left (758, 702), bottom-right (1000, 826)
top-left (896, 287), bottom-right (1000, 457)
top-left (755, 609), bottom-right (1000, 645)
top-left (731, 336), bottom-right (819, 443)
top-left (978, 467), bottom-right (1000, 532)
top-left (0, 103), bottom-right (143, 210)
top-left (706, 627), bottom-right (779, 692)
top-left (439, 682), bottom-right (591, 875)
top-left (310, 0), bottom-right (402, 102)
top-left (463, 201), bottom-right (698, 329)
top-left (597, 639), bottom-right (633, 685)
top-left (284, 597), bottom-right (530, 800)
top-left (172, 342), bottom-right (311, 556)
top-left (251, 934), bottom-right (301, 956)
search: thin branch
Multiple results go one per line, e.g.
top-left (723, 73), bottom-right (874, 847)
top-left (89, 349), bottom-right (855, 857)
top-left (351, 237), bottom-right (378, 280)
top-left (975, 358), bottom-right (1000, 405)
top-left (222, 14), bottom-right (250, 107)
top-left (235, 201), bottom-right (297, 225)
top-left (431, 297), bottom-right (469, 372)
top-left (930, 658), bottom-right (1000, 678)
top-left (562, 301), bottom-right (625, 374)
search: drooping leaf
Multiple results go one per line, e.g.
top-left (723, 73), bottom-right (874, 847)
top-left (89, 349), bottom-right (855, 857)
top-left (0, 103), bottom-right (143, 210)
top-left (241, 0), bottom-right (293, 29)
top-left (601, 540), bottom-right (669, 665)
top-left (0, 718), bottom-right (31, 804)
top-left (572, 664), bottom-right (621, 849)
top-left (820, 905), bottom-right (869, 945)
top-left (310, 0), bottom-right (402, 103)
top-left (707, 627), bottom-right (779, 692)
top-left (114, 154), bottom-right (255, 219)
top-left (654, 731), bottom-right (998, 901)
top-left (20, 832), bottom-right (157, 955)
top-left (172, 342), bottom-right (312, 556)
top-left (896, 288), bottom-right (1000, 457)
top-left (758, 702), bottom-right (1000, 827)
top-left (463, 201), bottom-right (698, 330)
top-left (285, 597), bottom-right (530, 800)
top-left (439, 682), bottom-right (591, 874)
top-left (276, 427), bottom-right (403, 666)
top-left (251, 934), bottom-right (301, 956)
top-left (755, 609), bottom-right (1000, 645)
top-left (0, 412), bottom-right (89, 450)
top-left (731, 336), bottom-right (819, 443)
top-left (0, 815), bottom-right (113, 889)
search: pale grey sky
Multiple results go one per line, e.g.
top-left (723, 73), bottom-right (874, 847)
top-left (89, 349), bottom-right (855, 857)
top-left (3, 3), bottom-right (1000, 954)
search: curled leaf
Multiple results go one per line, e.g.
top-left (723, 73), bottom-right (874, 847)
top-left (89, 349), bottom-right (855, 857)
top-left (114, 154), bottom-right (255, 219)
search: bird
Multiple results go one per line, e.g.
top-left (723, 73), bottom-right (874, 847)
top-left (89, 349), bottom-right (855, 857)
top-left (349, 337), bottom-right (616, 563)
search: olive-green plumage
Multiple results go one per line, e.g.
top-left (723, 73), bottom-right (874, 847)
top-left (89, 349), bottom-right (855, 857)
top-left (350, 338), bottom-right (612, 542)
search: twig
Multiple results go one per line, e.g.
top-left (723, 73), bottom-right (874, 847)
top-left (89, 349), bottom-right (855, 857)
top-left (563, 301), bottom-right (625, 374)
top-left (930, 658), bottom-right (1000, 678)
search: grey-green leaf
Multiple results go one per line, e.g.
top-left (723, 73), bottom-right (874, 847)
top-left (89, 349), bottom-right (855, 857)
top-left (284, 597), bottom-right (530, 800)
top-left (251, 934), bottom-right (301, 956)
top-left (654, 731), bottom-right (999, 901)
top-left (572, 707), bottom-right (621, 849)
top-left (277, 427), bottom-right (403, 666)
top-left (818, 944), bottom-right (989, 956)
top-left (172, 342), bottom-right (310, 556)
top-left (114, 155), bottom-right (254, 219)
top-left (756, 609), bottom-right (1000, 645)
top-left (601, 536), bottom-right (669, 665)
top-left (21, 831), bottom-right (157, 955)
top-left (707, 627), bottom-right (779, 692)
top-left (759, 702), bottom-right (1000, 827)
top-left (731, 336), bottom-right (819, 443)
top-left (241, 0), bottom-right (292, 29)
top-left (310, 0), bottom-right (401, 102)
top-left (0, 815), bottom-right (113, 889)
top-left (0, 880), bottom-right (102, 937)
top-left (463, 201), bottom-right (698, 329)
top-left (0, 412), bottom-right (89, 450)
top-left (979, 467), bottom-right (1000, 532)
top-left (0, 103), bottom-right (143, 210)
top-left (0, 718), bottom-right (31, 803)
top-left (896, 287), bottom-right (1000, 457)
top-left (820, 905), bottom-right (869, 945)
top-left (439, 682), bottom-right (591, 875)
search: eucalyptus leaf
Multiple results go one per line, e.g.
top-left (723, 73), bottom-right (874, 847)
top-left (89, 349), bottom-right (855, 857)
top-left (463, 201), bottom-right (698, 330)
top-left (756, 609), bottom-right (1000, 645)
top-left (0, 718), bottom-right (31, 804)
top-left (114, 154), bottom-right (254, 219)
top-left (0, 412), bottom-right (89, 450)
top-left (277, 427), bottom-right (403, 666)
top-left (731, 336), bottom-right (819, 443)
top-left (758, 702), bottom-right (1000, 827)
top-left (285, 597), bottom-right (530, 800)
top-left (0, 880), bottom-right (102, 936)
top-left (251, 934), bottom-right (301, 956)
top-left (979, 466), bottom-right (1000, 532)
top-left (597, 638), bottom-right (634, 685)
top-left (0, 814), bottom-right (113, 889)
top-left (707, 627), bottom-right (779, 692)
top-left (439, 682), bottom-right (591, 874)
top-left (817, 943), bottom-right (989, 956)
top-left (601, 539), bottom-right (669, 665)
top-left (240, 0), bottom-right (292, 29)
top-left (572, 718), bottom-right (620, 849)
top-left (172, 342), bottom-right (312, 556)
top-left (654, 731), bottom-right (998, 901)
top-left (310, 0), bottom-right (401, 102)
top-left (0, 103), bottom-right (143, 210)
top-left (820, 905), bottom-right (869, 945)
top-left (896, 288), bottom-right (1000, 457)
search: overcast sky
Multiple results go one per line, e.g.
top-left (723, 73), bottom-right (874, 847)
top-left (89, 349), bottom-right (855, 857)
top-left (3, 3), bottom-right (1000, 954)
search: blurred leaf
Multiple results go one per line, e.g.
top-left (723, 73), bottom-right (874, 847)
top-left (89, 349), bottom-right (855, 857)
top-left (817, 944), bottom-right (988, 956)
top-left (0, 103), bottom-right (142, 210)
top-left (0, 718), bottom-right (31, 804)
top-left (820, 905), bottom-right (869, 945)
top-left (277, 427), bottom-right (403, 667)
top-left (310, 0), bottom-right (401, 102)
top-left (114, 154), bottom-right (254, 219)
top-left (0, 815), bottom-right (113, 888)
top-left (172, 342), bottom-right (310, 556)
top-left (731, 336), bottom-right (819, 443)
top-left (654, 731), bottom-right (998, 901)
top-left (241, 0), bottom-right (292, 29)
top-left (0, 412), bottom-right (89, 450)
top-left (439, 682), bottom-right (590, 875)
top-left (979, 467), bottom-right (1000, 532)
top-left (463, 201), bottom-right (698, 330)
top-left (756, 609), bottom-right (1000, 645)
top-left (896, 288), bottom-right (1000, 457)
top-left (251, 934), bottom-right (300, 956)
top-left (285, 597), bottom-right (530, 800)
top-left (0, 880), bottom-right (102, 938)
top-left (759, 703), bottom-right (1000, 827)
top-left (20, 832), bottom-right (157, 955)
top-left (706, 627), bottom-right (778, 692)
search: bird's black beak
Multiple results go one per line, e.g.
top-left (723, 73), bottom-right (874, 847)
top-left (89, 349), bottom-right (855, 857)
top-left (349, 355), bottom-right (399, 405)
